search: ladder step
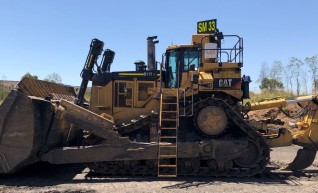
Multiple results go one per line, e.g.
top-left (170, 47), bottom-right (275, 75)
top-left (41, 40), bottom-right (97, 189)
top-left (158, 174), bottom-right (177, 177)
top-left (159, 155), bottom-right (177, 158)
top-left (159, 89), bottom-right (179, 178)
top-left (161, 127), bottom-right (177, 130)
top-left (161, 119), bottom-right (177, 121)
top-left (161, 111), bottom-right (177, 113)
top-left (160, 136), bottom-right (177, 139)
top-left (159, 145), bottom-right (176, 148)
top-left (162, 91), bottom-right (177, 98)
top-left (159, 165), bottom-right (177, 168)
top-left (162, 96), bottom-right (177, 99)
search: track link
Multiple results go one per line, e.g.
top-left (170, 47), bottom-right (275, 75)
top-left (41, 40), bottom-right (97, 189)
top-left (88, 97), bottom-right (270, 177)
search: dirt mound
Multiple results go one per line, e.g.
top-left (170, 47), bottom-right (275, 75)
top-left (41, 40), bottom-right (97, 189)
top-left (248, 103), bottom-right (302, 130)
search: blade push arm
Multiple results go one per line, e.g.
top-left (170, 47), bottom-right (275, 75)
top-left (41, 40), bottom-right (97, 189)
top-left (75, 39), bottom-right (104, 106)
top-left (243, 95), bottom-right (316, 112)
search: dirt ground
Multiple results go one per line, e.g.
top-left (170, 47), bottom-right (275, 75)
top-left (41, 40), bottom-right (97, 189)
top-left (0, 146), bottom-right (317, 193)
top-left (1, 105), bottom-right (318, 193)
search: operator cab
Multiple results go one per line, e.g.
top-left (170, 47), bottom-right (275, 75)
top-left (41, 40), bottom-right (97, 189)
top-left (163, 19), bottom-right (245, 95)
top-left (164, 19), bottom-right (226, 89)
top-left (165, 46), bottom-right (201, 88)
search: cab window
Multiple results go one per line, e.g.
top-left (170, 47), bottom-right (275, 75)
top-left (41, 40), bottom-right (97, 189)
top-left (183, 49), bottom-right (201, 71)
top-left (167, 51), bottom-right (177, 88)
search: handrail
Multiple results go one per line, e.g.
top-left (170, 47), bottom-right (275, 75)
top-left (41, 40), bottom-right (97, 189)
top-left (179, 87), bottom-right (194, 117)
top-left (160, 53), bottom-right (166, 93)
top-left (199, 34), bottom-right (243, 64)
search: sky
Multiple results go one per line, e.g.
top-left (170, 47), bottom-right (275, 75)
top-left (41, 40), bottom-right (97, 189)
top-left (0, 0), bottom-right (318, 91)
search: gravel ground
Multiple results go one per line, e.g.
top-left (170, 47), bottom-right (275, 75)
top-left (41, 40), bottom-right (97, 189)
top-left (0, 146), bottom-right (317, 193)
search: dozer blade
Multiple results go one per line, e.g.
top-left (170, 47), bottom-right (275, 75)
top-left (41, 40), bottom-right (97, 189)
top-left (17, 77), bottom-right (76, 101)
top-left (0, 78), bottom-right (77, 174)
top-left (0, 90), bottom-right (53, 173)
top-left (285, 147), bottom-right (317, 171)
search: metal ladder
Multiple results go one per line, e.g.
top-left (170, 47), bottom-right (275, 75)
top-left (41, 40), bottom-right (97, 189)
top-left (158, 88), bottom-right (179, 177)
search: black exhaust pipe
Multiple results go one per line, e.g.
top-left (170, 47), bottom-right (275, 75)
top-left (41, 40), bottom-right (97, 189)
top-left (147, 36), bottom-right (159, 71)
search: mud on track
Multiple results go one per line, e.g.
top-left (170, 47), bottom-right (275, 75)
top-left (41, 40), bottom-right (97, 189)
top-left (0, 146), bottom-right (317, 193)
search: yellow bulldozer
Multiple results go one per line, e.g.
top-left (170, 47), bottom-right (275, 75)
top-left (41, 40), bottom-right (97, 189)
top-left (0, 19), bottom-right (317, 177)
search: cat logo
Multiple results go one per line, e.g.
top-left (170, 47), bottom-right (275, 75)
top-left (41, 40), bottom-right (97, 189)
top-left (219, 79), bottom-right (232, 87)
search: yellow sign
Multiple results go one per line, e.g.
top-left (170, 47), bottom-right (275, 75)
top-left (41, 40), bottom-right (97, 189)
top-left (197, 19), bottom-right (217, 34)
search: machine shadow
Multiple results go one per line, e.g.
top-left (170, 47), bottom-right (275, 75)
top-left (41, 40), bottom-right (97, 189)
top-left (0, 163), bottom-right (84, 187)
top-left (1, 164), bottom-right (317, 188)
top-left (160, 169), bottom-right (318, 189)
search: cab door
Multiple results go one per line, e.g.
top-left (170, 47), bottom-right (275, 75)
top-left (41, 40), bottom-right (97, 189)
top-left (165, 47), bottom-right (201, 88)
top-left (166, 50), bottom-right (179, 88)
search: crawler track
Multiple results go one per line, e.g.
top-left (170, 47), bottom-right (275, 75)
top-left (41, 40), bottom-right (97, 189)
top-left (88, 97), bottom-right (270, 177)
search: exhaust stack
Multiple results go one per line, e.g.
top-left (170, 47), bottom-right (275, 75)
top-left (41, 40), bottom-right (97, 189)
top-left (147, 36), bottom-right (159, 71)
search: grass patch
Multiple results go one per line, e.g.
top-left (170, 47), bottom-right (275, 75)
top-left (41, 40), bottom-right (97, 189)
top-left (0, 87), bottom-right (10, 102)
top-left (246, 90), bottom-right (294, 104)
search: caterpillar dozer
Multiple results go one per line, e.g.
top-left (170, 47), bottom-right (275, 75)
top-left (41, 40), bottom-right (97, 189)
top-left (0, 19), bottom-right (317, 177)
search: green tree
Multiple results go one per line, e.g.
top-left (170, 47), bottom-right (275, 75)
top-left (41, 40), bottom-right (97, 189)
top-left (269, 60), bottom-right (283, 82)
top-left (305, 55), bottom-right (318, 94)
top-left (289, 57), bottom-right (303, 96)
top-left (22, 72), bottom-right (38, 80)
top-left (259, 77), bottom-right (284, 91)
top-left (257, 62), bottom-right (269, 84)
top-left (44, 72), bottom-right (62, 84)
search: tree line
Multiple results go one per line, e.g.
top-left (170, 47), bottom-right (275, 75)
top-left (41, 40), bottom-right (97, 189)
top-left (258, 55), bottom-right (318, 96)
top-left (22, 72), bottom-right (62, 83)
top-left (0, 72), bottom-right (62, 103)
